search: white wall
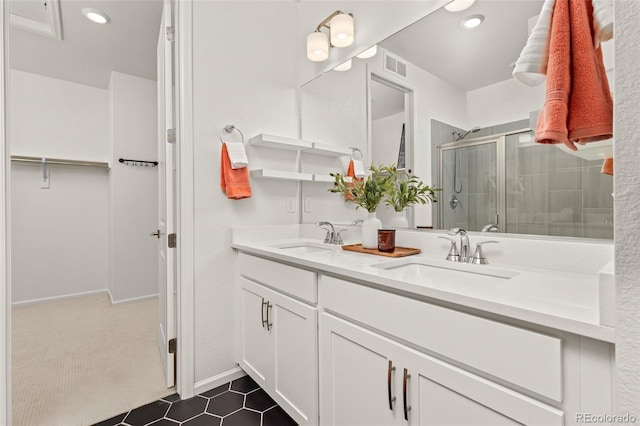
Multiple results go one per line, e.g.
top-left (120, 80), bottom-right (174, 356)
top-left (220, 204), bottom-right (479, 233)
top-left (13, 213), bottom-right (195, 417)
top-left (10, 71), bottom-right (110, 303)
top-left (9, 70), bottom-right (109, 160)
top-left (109, 72), bottom-right (159, 303)
top-left (614, 0), bottom-right (640, 413)
top-left (466, 78), bottom-right (545, 128)
top-left (300, 57), bottom-right (368, 224)
top-left (191, 1), bottom-right (300, 383)
top-left (9, 70), bottom-right (158, 305)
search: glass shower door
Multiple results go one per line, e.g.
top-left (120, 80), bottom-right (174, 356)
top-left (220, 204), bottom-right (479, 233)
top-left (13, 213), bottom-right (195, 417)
top-left (439, 140), bottom-right (499, 232)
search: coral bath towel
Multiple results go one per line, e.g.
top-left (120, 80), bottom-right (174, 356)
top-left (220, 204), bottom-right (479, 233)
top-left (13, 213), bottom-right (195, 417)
top-left (535, 0), bottom-right (613, 151)
top-left (220, 143), bottom-right (252, 199)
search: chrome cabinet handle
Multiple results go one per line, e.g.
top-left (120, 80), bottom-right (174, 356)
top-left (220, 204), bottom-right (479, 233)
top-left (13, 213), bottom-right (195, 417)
top-left (266, 302), bottom-right (273, 331)
top-left (403, 368), bottom-right (412, 421)
top-left (387, 360), bottom-right (396, 411)
top-left (261, 298), bottom-right (268, 328)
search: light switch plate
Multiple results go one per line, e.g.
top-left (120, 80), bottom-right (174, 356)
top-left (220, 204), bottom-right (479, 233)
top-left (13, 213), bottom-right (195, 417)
top-left (286, 197), bottom-right (296, 213)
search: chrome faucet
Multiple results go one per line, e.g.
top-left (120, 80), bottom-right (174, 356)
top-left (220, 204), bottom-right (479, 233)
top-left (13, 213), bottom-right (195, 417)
top-left (482, 223), bottom-right (499, 232)
top-left (317, 221), bottom-right (345, 245)
top-left (447, 228), bottom-right (470, 262)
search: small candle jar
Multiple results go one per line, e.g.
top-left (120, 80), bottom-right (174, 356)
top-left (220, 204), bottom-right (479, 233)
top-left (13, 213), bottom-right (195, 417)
top-left (377, 229), bottom-right (396, 253)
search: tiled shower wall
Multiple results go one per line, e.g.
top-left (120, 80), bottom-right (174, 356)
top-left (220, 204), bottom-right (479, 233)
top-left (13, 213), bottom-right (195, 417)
top-left (505, 133), bottom-right (613, 239)
top-left (431, 119), bottom-right (614, 239)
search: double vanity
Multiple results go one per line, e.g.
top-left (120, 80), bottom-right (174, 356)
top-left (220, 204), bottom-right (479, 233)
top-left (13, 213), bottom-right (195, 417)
top-left (232, 225), bottom-right (615, 426)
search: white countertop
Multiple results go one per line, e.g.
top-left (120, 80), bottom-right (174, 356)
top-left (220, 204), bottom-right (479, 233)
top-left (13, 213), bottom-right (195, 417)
top-left (231, 229), bottom-right (615, 343)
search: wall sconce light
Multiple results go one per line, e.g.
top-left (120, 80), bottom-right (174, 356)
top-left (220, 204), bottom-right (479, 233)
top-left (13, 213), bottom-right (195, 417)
top-left (306, 10), bottom-right (354, 62)
top-left (334, 59), bottom-right (352, 72)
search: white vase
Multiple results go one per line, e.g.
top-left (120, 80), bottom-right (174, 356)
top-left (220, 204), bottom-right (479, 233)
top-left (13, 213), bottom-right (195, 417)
top-left (388, 210), bottom-right (409, 229)
top-left (362, 212), bottom-right (383, 249)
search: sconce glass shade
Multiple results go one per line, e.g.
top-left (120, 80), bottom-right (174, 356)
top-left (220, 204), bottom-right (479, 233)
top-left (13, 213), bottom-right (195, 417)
top-left (444, 0), bottom-right (476, 12)
top-left (330, 13), bottom-right (354, 47)
top-left (356, 45), bottom-right (377, 59)
top-left (307, 31), bottom-right (329, 62)
top-left (334, 59), bottom-right (352, 72)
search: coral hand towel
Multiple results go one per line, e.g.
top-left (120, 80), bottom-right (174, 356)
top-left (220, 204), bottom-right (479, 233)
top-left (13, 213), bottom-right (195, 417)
top-left (344, 159), bottom-right (363, 201)
top-left (220, 143), bottom-right (252, 199)
top-left (535, 0), bottom-right (613, 151)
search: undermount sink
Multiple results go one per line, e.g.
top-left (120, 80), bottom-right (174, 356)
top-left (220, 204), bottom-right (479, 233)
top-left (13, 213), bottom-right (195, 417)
top-left (271, 242), bottom-right (336, 255)
top-left (372, 257), bottom-right (520, 280)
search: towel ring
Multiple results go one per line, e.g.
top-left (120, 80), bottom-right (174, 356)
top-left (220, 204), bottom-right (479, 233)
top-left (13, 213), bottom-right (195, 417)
top-left (219, 124), bottom-right (245, 145)
top-left (349, 147), bottom-right (363, 161)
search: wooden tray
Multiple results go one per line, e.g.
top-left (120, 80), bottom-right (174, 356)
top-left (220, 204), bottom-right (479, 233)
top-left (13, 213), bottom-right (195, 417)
top-left (341, 244), bottom-right (421, 257)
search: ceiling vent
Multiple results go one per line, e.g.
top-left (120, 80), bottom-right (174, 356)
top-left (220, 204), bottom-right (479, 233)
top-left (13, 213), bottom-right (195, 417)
top-left (384, 53), bottom-right (407, 78)
top-left (10, 0), bottom-right (63, 40)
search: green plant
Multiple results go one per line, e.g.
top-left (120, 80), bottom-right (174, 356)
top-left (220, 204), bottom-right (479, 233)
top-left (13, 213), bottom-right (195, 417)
top-left (329, 164), bottom-right (392, 212)
top-left (381, 164), bottom-right (440, 212)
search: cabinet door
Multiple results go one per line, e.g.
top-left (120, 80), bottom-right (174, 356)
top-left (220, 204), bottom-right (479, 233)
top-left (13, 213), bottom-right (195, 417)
top-left (320, 313), bottom-right (406, 426)
top-left (271, 291), bottom-right (318, 425)
top-left (239, 278), bottom-right (273, 389)
top-left (411, 350), bottom-right (564, 426)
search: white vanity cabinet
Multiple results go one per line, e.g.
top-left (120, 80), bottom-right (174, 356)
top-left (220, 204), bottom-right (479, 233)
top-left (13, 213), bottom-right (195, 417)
top-left (319, 275), bottom-right (614, 426)
top-left (237, 253), bottom-right (318, 426)
top-left (321, 313), bottom-right (563, 426)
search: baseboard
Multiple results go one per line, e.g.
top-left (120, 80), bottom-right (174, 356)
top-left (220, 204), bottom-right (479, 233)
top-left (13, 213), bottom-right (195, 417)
top-left (194, 366), bottom-right (246, 396)
top-left (108, 291), bottom-right (158, 306)
top-left (11, 289), bottom-right (109, 307)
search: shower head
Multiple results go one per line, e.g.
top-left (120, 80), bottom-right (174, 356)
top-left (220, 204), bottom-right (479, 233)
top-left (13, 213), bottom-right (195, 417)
top-left (452, 126), bottom-right (481, 141)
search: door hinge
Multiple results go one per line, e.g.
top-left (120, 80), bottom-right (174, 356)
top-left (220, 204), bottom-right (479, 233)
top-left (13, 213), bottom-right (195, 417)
top-left (168, 338), bottom-right (177, 354)
top-left (167, 128), bottom-right (176, 144)
top-left (166, 26), bottom-right (175, 42)
top-left (168, 233), bottom-right (177, 248)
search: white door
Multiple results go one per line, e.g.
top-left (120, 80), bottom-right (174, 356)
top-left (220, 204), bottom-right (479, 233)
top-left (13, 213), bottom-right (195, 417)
top-left (156, 0), bottom-right (176, 389)
top-left (239, 279), bottom-right (274, 389)
top-left (320, 313), bottom-right (405, 426)
top-left (271, 289), bottom-right (317, 425)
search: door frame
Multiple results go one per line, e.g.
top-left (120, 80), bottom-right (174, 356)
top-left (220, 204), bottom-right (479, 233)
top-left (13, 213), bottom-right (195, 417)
top-left (174, 0), bottom-right (196, 399)
top-left (0, 0), bottom-right (198, 418)
top-left (1, 0), bottom-right (10, 423)
top-left (366, 65), bottom-right (416, 226)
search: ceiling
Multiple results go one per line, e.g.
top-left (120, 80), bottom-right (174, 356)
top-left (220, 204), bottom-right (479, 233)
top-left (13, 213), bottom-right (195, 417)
top-left (9, 0), bottom-right (163, 89)
top-left (379, 0), bottom-right (545, 92)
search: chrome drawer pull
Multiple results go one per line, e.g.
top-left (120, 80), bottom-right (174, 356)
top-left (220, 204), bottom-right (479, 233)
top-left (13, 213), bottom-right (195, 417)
top-left (403, 368), bottom-right (411, 421)
top-left (387, 360), bottom-right (396, 411)
top-left (261, 298), bottom-right (268, 328)
top-left (266, 302), bottom-right (273, 331)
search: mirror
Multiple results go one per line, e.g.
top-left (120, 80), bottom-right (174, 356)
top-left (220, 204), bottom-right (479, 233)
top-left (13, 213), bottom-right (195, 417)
top-left (300, 0), bottom-right (614, 240)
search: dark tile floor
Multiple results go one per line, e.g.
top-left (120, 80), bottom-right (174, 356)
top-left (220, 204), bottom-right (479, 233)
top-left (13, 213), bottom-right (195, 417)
top-left (93, 376), bottom-right (298, 426)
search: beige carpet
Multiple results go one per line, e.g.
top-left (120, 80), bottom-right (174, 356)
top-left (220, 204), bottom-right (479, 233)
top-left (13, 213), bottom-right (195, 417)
top-left (11, 293), bottom-right (173, 426)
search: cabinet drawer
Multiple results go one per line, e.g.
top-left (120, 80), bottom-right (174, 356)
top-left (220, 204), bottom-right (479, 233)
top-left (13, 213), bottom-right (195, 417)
top-left (320, 275), bottom-right (563, 402)
top-left (238, 253), bottom-right (317, 304)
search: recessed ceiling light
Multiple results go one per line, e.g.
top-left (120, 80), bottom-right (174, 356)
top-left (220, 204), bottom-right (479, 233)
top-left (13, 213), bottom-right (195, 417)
top-left (461, 14), bottom-right (484, 29)
top-left (334, 59), bottom-right (352, 72)
top-left (356, 45), bottom-right (378, 59)
top-left (444, 0), bottom-right (476, 12)
top-left (82, 8), bottom-right (111, 24)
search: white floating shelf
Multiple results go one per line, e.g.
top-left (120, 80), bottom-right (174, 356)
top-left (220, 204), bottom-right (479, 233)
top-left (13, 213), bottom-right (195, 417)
top-left (248, 134), bottom-right (353, 157)
top-left (248, 134), bottom-right (313, 151)
top-left (306, 142), bottom-right (352, 157)
top-left (250, 169), bottom-right (313, 182)
top-left (312, 174), bottom-right (336, 183)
